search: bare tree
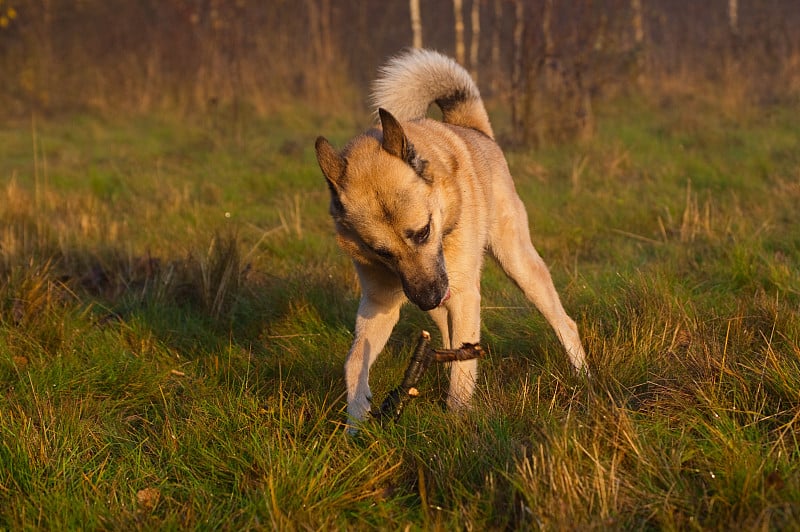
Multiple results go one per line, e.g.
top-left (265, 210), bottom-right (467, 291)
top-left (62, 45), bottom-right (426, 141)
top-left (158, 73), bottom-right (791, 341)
top-left (631, 0), bottom-right (645, 84)
top-left (490, 0), bottom-right (502, 95)
top-left (535, 0), bottom-right (557, 145)
top-left (410, 0), bottom-right (423, 48)
top-left (305, 0), bottom-right (334, 97)
top-left (728, 0), bottom-right (739, 34)
top-left (512, 0), bottom-right (598, 145)
top-left (7, 1), bottom-right (798, 119)
top-left (453, 0), bottom-right (466, 65)
top-left (469, 0), bottom-right (481, 83)
top-left (510, 0), bottom-right (525, 138)
top-left (542, 0), bottom-right (555, 91)
top-left (631, 0), bottom-right (644, 44)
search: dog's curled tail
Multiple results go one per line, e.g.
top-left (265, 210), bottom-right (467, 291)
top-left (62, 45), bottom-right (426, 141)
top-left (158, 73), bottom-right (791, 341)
top-left (371, 49), bottom-right (494, 140)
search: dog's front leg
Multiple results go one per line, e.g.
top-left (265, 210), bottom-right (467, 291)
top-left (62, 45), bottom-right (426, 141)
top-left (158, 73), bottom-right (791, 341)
top-left (344, 274), bottom-right (404, 430)
top-left (345, 303), bottom-right (401, 426)
top-left (443, 287), bottom-right (482, 411)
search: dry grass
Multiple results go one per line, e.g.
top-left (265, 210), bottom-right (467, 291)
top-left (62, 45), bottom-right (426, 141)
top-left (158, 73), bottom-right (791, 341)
top-left (1, 98), bottom-right (799, 529)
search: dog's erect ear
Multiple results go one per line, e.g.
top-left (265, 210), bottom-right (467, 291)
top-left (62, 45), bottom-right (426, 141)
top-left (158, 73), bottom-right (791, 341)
top-left (379, 108), bottom-right (408, 160)
top-left (315, 136), bottom-right (346, 190)
top-left (379, 108), bottom-right (430, 181)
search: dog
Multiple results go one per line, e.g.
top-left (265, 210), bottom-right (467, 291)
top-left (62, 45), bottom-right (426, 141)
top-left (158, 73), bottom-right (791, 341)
top-left (315, 49), bottom-right (588, 427)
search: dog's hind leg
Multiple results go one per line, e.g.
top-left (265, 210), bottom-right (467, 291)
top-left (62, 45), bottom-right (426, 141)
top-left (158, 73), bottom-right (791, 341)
top-left (489, 196), bottom-right (588, 373)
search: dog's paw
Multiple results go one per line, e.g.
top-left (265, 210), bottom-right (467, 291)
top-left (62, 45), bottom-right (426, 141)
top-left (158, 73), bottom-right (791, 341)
top-left (345, 394), bottom-right (372, 435)
top-left (569, 354), bottom-right (591, 378)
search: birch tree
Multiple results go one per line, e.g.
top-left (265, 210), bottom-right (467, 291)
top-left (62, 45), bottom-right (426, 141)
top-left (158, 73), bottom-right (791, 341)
top-left (728, 0), bottom-right (738, 34)
top-left (469, 0), bottom-right (481, 83)
top-left (490, 0), bottom-right (502, 95)
top-left (631, 0), bottom-right (645, 84)
top-left (305, 0), bottom-right (333, 96)
top-left (453, 0), bottom-right (465, 65)
top-left (510, 0), bottom-right (525, 138)
top-left (410, 0), bottom-right (422, 48)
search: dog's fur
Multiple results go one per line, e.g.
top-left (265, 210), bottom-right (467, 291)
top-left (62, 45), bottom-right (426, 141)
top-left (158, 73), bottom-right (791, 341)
top-left (315, 49), bottom-right (587, 426)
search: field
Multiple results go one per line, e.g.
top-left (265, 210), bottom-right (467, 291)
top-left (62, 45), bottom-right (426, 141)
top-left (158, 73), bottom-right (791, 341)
top-left (1, 96), bottom-right (799, 529)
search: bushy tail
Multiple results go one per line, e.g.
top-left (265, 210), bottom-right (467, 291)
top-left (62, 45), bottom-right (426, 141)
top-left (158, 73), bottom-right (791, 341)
top-left (371, 49), bottom-right (494, 140)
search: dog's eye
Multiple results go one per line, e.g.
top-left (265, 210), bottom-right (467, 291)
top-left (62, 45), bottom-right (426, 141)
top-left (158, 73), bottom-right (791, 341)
top-left (410, 222), bottom-right (431, 245)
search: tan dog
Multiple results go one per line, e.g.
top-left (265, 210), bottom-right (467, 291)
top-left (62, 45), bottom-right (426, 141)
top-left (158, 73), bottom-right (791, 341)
top-left (315, 49), bottom-right (587, 427)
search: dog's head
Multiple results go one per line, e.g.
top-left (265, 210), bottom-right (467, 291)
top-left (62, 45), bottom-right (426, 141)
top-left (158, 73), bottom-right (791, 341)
top-left (315, 109), bottom-right (449, 311)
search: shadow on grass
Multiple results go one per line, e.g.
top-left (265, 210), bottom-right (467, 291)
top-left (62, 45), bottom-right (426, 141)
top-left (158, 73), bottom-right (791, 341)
top-left (0, 229), bottom-right (363, 407)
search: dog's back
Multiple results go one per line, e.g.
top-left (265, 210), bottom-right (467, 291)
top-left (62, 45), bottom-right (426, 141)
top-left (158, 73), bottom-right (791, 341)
top-left (370, 49), bottom-right (494, 140)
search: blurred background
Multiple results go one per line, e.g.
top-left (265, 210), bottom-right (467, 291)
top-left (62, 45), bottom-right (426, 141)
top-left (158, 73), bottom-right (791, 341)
top-left (1, 0), bottom-right (799, 143)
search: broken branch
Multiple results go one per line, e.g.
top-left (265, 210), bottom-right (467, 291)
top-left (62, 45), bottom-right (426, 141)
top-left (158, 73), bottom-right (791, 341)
top-left (372, 330), bottom-right (485, 422)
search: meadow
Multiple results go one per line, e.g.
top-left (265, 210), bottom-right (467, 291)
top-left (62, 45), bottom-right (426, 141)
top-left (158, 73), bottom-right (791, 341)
top-left (1, 95), bottom-right (799, 529)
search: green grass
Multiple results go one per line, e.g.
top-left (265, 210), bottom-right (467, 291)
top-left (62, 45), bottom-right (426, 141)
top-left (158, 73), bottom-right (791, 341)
top-left (1, 98), bottom-right (799, 529)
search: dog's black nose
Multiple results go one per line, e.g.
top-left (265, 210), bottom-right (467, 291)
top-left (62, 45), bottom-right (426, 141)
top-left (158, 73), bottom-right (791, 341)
top-left (399, 251), bottom-right (449, 311)
top-left (407, 283), bottom-right (449, 311)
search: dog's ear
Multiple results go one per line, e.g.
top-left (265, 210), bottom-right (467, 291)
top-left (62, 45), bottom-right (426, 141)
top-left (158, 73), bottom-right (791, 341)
top-left (315, 136), bottom-right (347, 216)
top-left (379, 108), bottom-right (430, 181)
top-left (315, 136), bottom-right (346, 191)
top-left (378, 108), bottom-right (408, 160)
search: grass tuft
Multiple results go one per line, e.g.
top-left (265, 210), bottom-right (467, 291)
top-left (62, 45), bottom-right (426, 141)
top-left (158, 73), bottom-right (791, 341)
top-left (1, 100), bottom-right (799, 528)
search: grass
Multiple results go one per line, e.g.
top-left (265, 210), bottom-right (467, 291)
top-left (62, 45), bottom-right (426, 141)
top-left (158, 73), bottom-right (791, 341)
top-left (1, 97), bottom-right (799, 530)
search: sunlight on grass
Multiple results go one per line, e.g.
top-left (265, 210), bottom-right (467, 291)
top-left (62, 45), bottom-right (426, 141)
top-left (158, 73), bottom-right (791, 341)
top-left (1, 99), bottom-right (799, 528)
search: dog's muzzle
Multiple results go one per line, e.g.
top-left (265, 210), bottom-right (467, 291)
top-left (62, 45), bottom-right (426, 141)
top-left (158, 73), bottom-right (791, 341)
top-left (401, 273), bottom-right (449, 311)
top-left (406, 283), bottom-right (449, 311)
top-left (399, 250), bottom-right (449, 311)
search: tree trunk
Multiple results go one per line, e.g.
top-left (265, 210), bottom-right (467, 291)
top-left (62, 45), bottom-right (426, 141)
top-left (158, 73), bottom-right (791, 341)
top-left (542, 0), bottom-right (555, 92)
top-left (469, 0), bottom-right (481, 83)
top-left (410, 0), bottom-right (423, 48)
top-left (453, 0), bottom-right (465, 65)
top-left (305, 0), bottom-right (333, 97)
top-left (631, 0), bottom-right (645, 84)
top-left (490, 0), bottom-right (502, 95)
top-left (510, 0), bottom-right (524, 139)
top-left (631, 0), bottom-right (644, 44)
top-left (728, 0), bottom-right (738, 34)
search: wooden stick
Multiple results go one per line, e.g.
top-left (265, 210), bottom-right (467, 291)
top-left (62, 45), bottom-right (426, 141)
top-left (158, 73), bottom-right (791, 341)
top-left (372, 331), bottom-right (485, 422)
top-left (433, 343), bottom-right (484, 362)
top-left (373, 331), bottom-right (433, 420)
